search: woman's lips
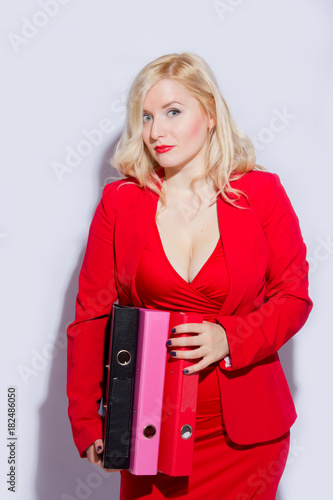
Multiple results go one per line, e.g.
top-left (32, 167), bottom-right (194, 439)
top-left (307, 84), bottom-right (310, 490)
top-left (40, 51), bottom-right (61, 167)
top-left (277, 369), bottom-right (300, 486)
top-left (154, 145), bottom-right (175, 154)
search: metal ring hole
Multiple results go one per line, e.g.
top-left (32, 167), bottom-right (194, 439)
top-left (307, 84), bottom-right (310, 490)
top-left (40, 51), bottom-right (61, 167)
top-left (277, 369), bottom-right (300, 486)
top-left (117, 350), bottom-right (131, 365)
top-left (143, 425), bottom-right (156, 439)
top-left (181, 425), bottom-right (192, 440)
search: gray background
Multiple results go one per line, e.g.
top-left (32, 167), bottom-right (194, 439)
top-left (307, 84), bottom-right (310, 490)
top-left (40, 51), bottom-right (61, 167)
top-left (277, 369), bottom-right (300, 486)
top-left (1, 1), bottom-right (331, 498)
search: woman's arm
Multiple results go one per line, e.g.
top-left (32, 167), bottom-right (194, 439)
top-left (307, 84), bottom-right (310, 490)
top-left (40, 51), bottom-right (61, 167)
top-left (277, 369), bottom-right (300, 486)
top-left (67, 183), bottom-right (119, 457)
top-left (216, 173), bottom-right (313, 371)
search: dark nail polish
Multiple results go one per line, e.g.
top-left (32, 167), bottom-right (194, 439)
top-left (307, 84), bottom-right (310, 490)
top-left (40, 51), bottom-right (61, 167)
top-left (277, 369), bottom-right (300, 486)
top-left (97, 446), bottom-right (102, 452)
top-left (166, 340), bottom-right (172, 346)
top-left (171, 327), bottom-right (176, 333)
top-left (170, 351), bottom-right (177, 357)
top-left (183, 369), bottom-right (189, 374)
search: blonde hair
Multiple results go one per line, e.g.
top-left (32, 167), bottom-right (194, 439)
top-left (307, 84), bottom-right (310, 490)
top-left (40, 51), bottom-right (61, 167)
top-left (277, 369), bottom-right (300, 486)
top-left (107, 52), bottom-right (264, 213)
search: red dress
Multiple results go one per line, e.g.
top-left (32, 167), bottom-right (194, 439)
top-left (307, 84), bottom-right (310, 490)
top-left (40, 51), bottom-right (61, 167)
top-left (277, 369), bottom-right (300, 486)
top-left (120, 221), bottom-right (290, 500)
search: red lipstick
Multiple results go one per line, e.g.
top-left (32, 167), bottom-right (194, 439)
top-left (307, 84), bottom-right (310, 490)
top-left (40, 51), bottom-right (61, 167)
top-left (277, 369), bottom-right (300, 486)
top-left (154, 145), bottom-right (175, 154)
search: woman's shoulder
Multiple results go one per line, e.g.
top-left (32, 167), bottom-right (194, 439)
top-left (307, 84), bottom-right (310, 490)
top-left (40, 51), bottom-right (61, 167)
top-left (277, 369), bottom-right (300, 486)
top-left (231, 169), bottom-right (285, 206)
top-left (229, 169), bottom-right (293, 227)
top-left (101, 176), bottom-right (144, 213)
top-left (231, 169), bottom-right (280, 191)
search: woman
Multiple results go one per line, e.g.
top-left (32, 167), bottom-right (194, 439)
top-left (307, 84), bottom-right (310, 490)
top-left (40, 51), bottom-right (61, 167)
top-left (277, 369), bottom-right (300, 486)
top-left (67, 53), bottom-right (313, 499)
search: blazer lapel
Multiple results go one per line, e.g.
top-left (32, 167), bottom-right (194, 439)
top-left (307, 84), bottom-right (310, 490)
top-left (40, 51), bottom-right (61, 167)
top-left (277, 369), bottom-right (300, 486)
top-left (114, 187), bottom-right (158, 302)
top-left (216, 196), bottom-right (256, 316)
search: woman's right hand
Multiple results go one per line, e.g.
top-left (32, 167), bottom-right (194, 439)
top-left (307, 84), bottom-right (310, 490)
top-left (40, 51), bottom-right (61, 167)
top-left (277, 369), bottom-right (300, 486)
top-left (85, 439), bottom-right (121, 473)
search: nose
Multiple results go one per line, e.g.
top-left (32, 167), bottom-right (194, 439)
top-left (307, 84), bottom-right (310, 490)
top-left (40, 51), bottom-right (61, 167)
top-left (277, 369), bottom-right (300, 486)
top-left (150, 116), bottom-right (167, 140)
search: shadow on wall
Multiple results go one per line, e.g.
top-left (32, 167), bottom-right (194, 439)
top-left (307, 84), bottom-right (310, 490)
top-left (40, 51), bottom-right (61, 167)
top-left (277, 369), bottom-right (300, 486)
top-left (35, 139), bottom-right (122, 500)
top-left (33, 135), bottom-right (297, 499)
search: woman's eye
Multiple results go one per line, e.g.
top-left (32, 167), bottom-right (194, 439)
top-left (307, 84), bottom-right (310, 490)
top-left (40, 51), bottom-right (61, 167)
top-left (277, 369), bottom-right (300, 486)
top-left (168, 109), bottom-right (181, 117)
top-left (143, 114), bottom-right (152, 122)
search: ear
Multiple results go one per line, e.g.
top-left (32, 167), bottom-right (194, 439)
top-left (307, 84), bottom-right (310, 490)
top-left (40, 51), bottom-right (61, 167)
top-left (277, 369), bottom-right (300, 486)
top-left (208, 114), bottom-right (216, 130)
top-left (206, 113), bottom-right (216, 132)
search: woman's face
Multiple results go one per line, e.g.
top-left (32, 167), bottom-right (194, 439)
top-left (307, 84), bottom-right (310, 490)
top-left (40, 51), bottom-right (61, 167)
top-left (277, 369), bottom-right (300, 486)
top-left (142, 78), bottom-right (214, 173)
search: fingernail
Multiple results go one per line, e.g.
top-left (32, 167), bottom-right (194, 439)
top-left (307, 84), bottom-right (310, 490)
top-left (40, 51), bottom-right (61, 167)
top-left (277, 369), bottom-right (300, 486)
top-left (97, 446), bottom-right (102, 452)
top-left (171, 328), bottom-right (176, 333)
top-left (166, 340), bottom-right (172, 346)
top-left (183, 369), bottom-right (189, 374)
top-left (170, 351), bottom-right (177, 357)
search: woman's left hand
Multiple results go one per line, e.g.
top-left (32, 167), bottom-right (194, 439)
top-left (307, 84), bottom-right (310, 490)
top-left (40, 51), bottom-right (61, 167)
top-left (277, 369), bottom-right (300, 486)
top-left (167, 320), bottom-right (230, 374)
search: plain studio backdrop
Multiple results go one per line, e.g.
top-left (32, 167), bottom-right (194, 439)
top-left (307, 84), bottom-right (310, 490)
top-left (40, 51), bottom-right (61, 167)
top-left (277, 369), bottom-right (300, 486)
top-left (0, 1), bottom-right (332, 499)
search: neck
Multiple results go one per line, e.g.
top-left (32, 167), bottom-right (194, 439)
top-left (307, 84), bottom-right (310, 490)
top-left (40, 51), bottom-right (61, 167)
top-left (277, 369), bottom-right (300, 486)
top-left (157, 171), bottom-right (216, 211)
top-left (161, 168), bottom-right (216, 196)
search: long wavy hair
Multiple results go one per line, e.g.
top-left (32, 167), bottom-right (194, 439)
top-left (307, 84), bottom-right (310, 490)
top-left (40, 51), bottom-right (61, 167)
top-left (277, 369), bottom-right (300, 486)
top-left (107, 52), bottom-right (264, 214)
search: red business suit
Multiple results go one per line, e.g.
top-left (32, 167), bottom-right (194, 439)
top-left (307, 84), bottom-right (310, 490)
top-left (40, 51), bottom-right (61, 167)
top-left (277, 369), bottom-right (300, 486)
top-left (66, 169), bottom-right (312, 460)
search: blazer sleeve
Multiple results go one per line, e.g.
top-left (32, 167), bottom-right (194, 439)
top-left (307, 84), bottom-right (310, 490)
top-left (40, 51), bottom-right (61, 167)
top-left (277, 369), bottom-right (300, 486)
top-left (66, 183), bottom-right (119, 457)
top-left (215, 173), bottom-right (313, 371)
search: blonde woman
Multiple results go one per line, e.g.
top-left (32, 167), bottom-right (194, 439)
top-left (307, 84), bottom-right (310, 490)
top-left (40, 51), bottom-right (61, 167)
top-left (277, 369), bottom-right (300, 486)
top-left (67, 53), bottom-right (312, 499)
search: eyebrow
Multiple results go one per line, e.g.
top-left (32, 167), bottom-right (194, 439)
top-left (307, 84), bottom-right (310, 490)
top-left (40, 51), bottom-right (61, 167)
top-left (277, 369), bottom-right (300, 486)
top-left (143, 101), bottom-right (184, 113)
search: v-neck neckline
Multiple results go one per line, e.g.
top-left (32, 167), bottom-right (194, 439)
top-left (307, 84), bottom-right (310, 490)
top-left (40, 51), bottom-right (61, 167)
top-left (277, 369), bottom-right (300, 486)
top-left (154, 220), bottom-right (220, 286)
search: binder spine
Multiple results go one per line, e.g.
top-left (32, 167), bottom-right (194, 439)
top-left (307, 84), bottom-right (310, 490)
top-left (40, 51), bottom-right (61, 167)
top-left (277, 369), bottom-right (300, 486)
top-left (129, 309), bottom-right (170, 475)
top-left (103, 304), bottom-right (139, 469)
top-left (158, 312), bottom-right (203, 476)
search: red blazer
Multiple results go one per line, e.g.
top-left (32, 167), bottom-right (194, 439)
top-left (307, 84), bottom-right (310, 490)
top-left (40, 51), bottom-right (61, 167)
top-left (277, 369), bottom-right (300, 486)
top-left (66, 169), bottom-right (312, 457)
